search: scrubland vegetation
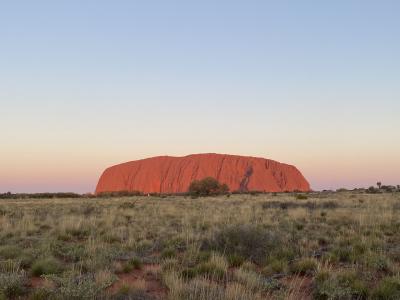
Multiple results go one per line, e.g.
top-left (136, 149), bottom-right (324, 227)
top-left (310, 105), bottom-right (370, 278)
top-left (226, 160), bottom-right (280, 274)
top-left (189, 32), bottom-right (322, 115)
top-left (1, 191), bottom-right (400, 299)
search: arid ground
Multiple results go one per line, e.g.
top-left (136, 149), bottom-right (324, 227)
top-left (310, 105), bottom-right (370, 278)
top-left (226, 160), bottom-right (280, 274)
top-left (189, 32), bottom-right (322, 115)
top-left (1, 192), bottom-right (400, 299)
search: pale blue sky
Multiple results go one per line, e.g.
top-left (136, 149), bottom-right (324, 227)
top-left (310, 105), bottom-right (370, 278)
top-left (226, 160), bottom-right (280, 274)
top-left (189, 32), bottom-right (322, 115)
top-left (1, 1), bottom-right (399, 192)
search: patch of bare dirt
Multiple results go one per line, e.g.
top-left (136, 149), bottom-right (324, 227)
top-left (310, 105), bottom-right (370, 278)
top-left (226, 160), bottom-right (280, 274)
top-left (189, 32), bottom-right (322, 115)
top-left (29, 276), bottom-right (45, 288)
top-left (108, 264), bottom-right (166, 299)
top-left (280, 275), bottom-right (313, 300)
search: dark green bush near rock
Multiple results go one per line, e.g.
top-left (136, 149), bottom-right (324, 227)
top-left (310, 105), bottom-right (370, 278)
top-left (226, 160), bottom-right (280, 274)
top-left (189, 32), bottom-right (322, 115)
top-left (188, 177), bottom-right (229, 196)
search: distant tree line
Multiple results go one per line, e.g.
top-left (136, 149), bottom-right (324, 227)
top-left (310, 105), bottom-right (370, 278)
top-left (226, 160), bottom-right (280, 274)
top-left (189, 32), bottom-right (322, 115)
top-left (0, 192), bottom-right (83, 199)
top-left (366, 182), bottom-right (400, 194)
top-left (336, 182), bottom-right (400, 194)
top-left (1, 180), bottom-right (399, 200)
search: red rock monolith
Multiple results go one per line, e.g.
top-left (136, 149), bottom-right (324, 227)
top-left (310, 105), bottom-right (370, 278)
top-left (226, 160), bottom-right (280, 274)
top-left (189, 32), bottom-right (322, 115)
top-left (95, 153), bottom-right (310, 194)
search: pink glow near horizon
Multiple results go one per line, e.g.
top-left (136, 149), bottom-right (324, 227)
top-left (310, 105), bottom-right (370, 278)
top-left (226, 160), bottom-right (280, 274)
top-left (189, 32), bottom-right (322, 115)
top-left (1, 150), bottom-right (399, 193)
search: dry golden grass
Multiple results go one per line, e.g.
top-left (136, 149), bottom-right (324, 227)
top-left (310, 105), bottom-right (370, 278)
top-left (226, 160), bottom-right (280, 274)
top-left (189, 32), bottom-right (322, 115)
top-left (0, 191), bottom-right (400, 299)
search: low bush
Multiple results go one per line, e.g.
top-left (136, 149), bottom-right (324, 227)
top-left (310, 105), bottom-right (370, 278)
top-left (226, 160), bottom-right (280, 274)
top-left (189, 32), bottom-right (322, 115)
top-left (205, 224), bottom-right (284, 265)
top-left (363, 253), bottom-right (392, 273)
top-left (0, 245), bottom-right (21, 259)
top-left (195, 253), bottom-right (228, 280)
top-left (371, 276), bottom-right (400, 299)
top-left (129, 257), bottom-right (143, 270)
top-left (262, 200), bottom-right (339, 210)
top-left (296, 194), bottom-right (308, 200)
top-left (227, 254), bottom-right (245, 267)
top-left (161, 247), bottom-right (177, 259)
top-left (290, 258), bottom-right (317, 276)
top-left (314, 270), bottom-right (368, 300)
top-left (181, 278), bottom-right (225, 300)
top-left (31, 257), bottom-right (64, 276)
top-left (262, 258), bottom-right (287, 276)
top-left (30, 287), bottom-right (53, 300)
top-left (51, 242), bottom-right (87, 263)
top-left (45, 274), bottom-right (110, 299)
top-left (0, 272), bottom-right (27, 298)
top-left (327, 247), bottom-right (355, 264)
top-left (113, 287), bottom-right (154, 300)
top-left (97, 190), bottom-right (143, 198)
top-left (121, 257), bottom-right (143, 273)
top-left (188, 177), bottom-right (229, 197)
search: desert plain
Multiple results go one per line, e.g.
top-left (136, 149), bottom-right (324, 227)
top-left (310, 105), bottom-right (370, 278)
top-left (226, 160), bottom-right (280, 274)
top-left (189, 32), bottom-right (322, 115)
top-left (1, 191), bottom-right (400, 299)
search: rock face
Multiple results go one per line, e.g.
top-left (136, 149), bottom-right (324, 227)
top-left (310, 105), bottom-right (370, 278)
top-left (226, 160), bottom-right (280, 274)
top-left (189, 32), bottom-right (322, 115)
top-left (95, 153), bottom-right (310, 194)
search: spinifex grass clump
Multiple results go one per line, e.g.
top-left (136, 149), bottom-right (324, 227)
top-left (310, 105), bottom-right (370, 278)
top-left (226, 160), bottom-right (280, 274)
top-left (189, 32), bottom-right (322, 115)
top-left (205, 224), bottom-right (287, 265)
top-left (31, 257), bottom-right (64, 276)
top-left (0, 261), bottom-right (28, 299)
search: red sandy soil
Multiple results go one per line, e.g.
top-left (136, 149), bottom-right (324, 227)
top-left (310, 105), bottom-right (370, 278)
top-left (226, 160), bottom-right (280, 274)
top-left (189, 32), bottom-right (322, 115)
top-left (29, 264), bottom-right (313, 299)
top-left (29, 277), bottom-right (45, 288)
top-left (96, 153), bottom-right (310, 194)
top-left (108, 264), bottom-right (166, 298)
top-left (281, 275), bottom-right (313, 300)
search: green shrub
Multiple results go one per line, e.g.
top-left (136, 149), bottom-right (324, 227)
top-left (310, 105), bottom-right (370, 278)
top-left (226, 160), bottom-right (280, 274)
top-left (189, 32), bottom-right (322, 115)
top-left (30, 287), bottom-right (53, 300)
top-left (290, 258), bottom-right (317, 275)
top-left (262, 258), bottom-right (287, 276)
top-left (269, 247), bottom-right (296, 262)
top-left (65, 227), bottom-right (90, 239)
top-left (363, 253), bottom-right (391, 273)
top-left (128, 257), bottom-right (142, 270)
top-left (31, 257), bottom-right (63, 276)
top-left (121, 263), bottom-right (133, 273)
top-left (328, 247), bottom-right (354, 263)
top-left (102, 233), bottom-right (122, 243)
top-left (321, 201), bottom-right (339, 209)
top-left (234, 268), bottom-right (281, 293)
top-left (113, 286), bottom-right (153, 300)
top-left (227, 254), bottom-right (245, 267)
top-left (181, 267), bottom-right (198, 279)
top-left (371, 276), bottom-right (400, 299)
top-left (181, 278), bottom-right (225, 300)
top-left (195, 254), bottom-right (228, 280)
top-left (45, 274), bottom-right (109, 299)
top-left (0, 245), bottom-right (21, 259)
top-left (296, 194), bottom-right (308, 200)
top-left (0, 272), bottom-right (27, 298)
top-left (196, 263), bottom-right (225, 280)
top-left (161, 247), bottom-right (177, 259)
top-left (196, 251), bottom-right (211, 263)
top-left (97, 190), bottom-right (143, 198)
top-left (19, 252), bottom-right (36, 268)
top-left (206, 224), bottom-right (284, 265)
top-left (314, 270), bottom-right (368, 300)
top-left (51, 242), bottom-right (87, 263)
top-left (188, 177), bottom-right (229, 196)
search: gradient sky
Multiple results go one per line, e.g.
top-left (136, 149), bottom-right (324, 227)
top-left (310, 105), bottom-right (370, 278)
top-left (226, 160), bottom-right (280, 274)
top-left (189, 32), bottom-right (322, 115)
top-left (1, 1), bottom-right (399, 193)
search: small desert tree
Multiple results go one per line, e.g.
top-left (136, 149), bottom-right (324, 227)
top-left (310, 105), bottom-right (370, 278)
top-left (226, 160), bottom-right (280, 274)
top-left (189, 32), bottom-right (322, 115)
top-left (188, 177), bottom-right (229, 196)
top-left (377, 182), bottom-right (382, 189)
